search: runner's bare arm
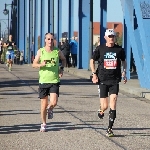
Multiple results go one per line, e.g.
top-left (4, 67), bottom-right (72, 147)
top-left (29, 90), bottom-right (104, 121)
top-left (90, 59), bottom-right (96, 73)
top-left (32, 49), bottom-right (42, 68)
top-left (58, 50), bottom-right (66, 67)
top-left (122, 60), bottom-right (127, 72)
top-left (3, 43), bottom-right (8, 48)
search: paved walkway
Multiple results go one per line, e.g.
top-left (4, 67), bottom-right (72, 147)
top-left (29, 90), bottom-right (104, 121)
top-left (0, 64), bottom-right (150, 150)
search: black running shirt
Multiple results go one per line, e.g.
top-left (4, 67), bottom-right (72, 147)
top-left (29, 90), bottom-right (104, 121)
top-left (91, 44), bottom-right (126, 83)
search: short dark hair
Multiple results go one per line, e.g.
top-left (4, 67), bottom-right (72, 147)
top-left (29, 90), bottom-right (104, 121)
top-left (45, 33), bottom-right (54, 39)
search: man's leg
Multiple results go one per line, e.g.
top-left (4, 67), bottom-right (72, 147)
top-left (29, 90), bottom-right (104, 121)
top-left (98, 83), bottom-right (109, 119)
top-left (39, 85), bottom-right (49, 132)
top-left (75, 54), bottom-right (77, 67)
top-left (49, 93), bottom-right (58, 109)
top-left (47, 84), bottom-right (59, 119)
top-left (9, 52), bottom-right (15, 71)
top-left (9, 60), bottom-right (13, 71)
top-left (41, 96), bottom-right (48, 124)
top-left (6, 53), bottom-right (10, 67)
top-left (71, 54), bottom-right (75, 67)
top-left (106, 84), bottom-right (119, 137)
top-left (66, 55), bottom-right (70, 68)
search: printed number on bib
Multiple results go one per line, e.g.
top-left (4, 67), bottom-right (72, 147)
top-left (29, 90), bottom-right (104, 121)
top-left (104, 52), bottom-right (117, 69)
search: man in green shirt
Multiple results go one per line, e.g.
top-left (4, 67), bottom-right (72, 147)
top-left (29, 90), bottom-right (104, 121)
top-left (32, 33), bottom-right (66, 132)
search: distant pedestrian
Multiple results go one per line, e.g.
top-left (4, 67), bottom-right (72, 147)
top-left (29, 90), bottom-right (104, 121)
top-left (61, 38), bottom-right (70, 67)
top-left (70, 36), bottom-right (78, 67)
top-left (4, 35), bottom-right (16, 71)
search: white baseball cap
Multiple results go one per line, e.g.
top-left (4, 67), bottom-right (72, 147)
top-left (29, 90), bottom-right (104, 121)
top-left (105, 29), bottom-right (116, 37)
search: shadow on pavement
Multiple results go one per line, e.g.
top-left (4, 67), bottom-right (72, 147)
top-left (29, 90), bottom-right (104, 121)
top-left (0, 79), bottom-right (38, 88)
top-left (61, 78), bottom-right (93, 86)
top-left (0, 122), bottom-right (105, 134)
top-left (0, 92), bottom-right (37, 96)
top-left (0, 110), bottom-right (39, 116)
top-left (0, 78), bottom-right (93, 90)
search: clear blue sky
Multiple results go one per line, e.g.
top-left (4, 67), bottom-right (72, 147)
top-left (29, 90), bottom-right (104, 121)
top-left (0, 0), bottom-right (123, 35)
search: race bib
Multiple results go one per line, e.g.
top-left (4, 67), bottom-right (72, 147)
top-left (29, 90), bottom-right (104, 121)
top-left (104, 52), bottom-right (117, 69)
top-left (8, 46), bottom-right (12, 49)
top-left (45, 58), bottom-right (57, 67)
top-left (6, 51), bottom-right (11, 54)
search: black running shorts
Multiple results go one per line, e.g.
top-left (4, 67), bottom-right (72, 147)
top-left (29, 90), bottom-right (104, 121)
top-left (99, 83), bottom-right (119, 98)
top-left (38, 83), bottom-right (60, 99)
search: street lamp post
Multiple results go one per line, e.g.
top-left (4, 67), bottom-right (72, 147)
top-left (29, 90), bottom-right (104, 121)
top-left (0, 22), bottom-right (1, 39)
top-left (3, 3), bottom-right (14, 39)
top-left (0, 19), bottom-right (8, 39)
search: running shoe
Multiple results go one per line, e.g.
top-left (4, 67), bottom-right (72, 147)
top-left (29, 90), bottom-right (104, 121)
top-left (98, 109), bottom-right (104, 119)
top-left (9, 67), bottom-right (12, 71)
top-left (6, 63), bottom-right (9, 67)
top-left (106, 128), bottom-right (114, 137)
top-left (40, 124), bottom-right (47, 132)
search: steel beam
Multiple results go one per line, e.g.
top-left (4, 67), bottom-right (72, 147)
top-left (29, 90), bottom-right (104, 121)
top-left (133, 0), bottom-right (150, 88)
top-left (124, 0), bottom-right (145, 87)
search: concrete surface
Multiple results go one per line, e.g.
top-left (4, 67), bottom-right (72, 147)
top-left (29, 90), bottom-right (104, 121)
top-left (0, 64), bottom-right (150, 150)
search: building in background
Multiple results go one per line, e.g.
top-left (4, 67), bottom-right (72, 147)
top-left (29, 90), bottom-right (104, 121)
top-left (61, 22), bottom-right (123, 45)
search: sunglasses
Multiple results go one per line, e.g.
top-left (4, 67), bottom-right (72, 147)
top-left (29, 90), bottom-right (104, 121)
top-left (47, 38), bottom-right (53, 41)
top-left (108, 35), bottom-right (115, 38)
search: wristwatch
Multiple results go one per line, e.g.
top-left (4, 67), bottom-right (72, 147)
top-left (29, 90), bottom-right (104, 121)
top-left (60, 66), bottom-right (64, 71)
top-left (123, 69), bottom-right (126, 73)
top-left (92, 72), bottom-right (96, 75)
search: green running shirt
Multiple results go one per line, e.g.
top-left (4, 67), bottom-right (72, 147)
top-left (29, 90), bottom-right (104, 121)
top-left (39, 47), bottom-right (60, 83)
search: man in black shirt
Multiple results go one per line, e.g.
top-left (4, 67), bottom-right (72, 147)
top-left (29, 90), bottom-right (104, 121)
top-left (90, 29), bottom-right (127, 137)
top-left (61, 38), bottom-right (70, 67)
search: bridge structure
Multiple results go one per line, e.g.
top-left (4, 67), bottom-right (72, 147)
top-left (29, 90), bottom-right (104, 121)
top-left (5, 0), bottom-right (150, 89)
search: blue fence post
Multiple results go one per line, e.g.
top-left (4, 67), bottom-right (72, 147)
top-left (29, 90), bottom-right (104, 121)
top-left (24, 0), bottom-right (27, 63)
top-left (34, 0), bottom-right (39, 57)
top-left (29, 0), bottom-right (33, 64)
top-left (123, 19), bottom-right (130, 80)
top-left (40, 0), bottom-right (46, 47)
top-left (57, 0), bottom-right (62, 46)
top-left (100, 0), bottom-right (107, 44)
top-left (18, 0), bottom-right (24, 55)
top-left (48, 0), bottom-right (54, 34)
top-left (17, 0), bottom-right (19, 46)
top-left (68, 0), bottom-right (74, 41)
top-left (78, 0), bottom-right (90, 69)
